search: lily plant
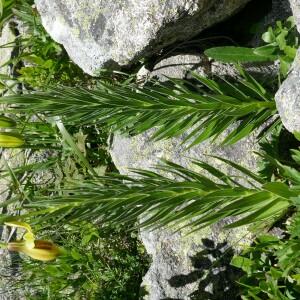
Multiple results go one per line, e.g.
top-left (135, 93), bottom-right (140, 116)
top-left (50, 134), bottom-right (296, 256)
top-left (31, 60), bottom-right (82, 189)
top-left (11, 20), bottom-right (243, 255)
top-left (0, 221), bottom-right (63, 261)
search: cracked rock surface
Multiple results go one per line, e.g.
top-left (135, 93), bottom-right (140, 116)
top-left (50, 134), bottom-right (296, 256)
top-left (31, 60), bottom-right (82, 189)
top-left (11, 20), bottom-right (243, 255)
top-left (35, 0), bottom-right (250, 75)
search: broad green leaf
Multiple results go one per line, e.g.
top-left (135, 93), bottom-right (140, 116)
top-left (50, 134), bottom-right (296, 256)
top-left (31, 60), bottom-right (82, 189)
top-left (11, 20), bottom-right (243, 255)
top-left (205, 46), bottom-right (275, 63)
top-left (276, 30), bottom-right (288, 50)
top-left (257, 234), bottom-right (279, 244)
top-left (253, 44), bottom-right (277, 57)
top-left (262, 28), bottom-right (275, 43)
top-left (280, 56), bottom-right (293, 76)
top-left (284, 46), bottom-right (297, 59)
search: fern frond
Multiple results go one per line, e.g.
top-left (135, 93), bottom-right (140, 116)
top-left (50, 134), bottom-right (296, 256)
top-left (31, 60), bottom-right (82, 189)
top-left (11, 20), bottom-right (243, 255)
top-left (2, 69), bottom-right (277, 147)
top-left (23, 158), bottom-right (292, 231)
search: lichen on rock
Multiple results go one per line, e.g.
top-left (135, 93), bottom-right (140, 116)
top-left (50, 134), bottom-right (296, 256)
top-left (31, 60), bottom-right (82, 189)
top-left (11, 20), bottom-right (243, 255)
top-left (109, 54), bottom-right (260, 299)
top-left (35, 0), bottom-right (250, 75)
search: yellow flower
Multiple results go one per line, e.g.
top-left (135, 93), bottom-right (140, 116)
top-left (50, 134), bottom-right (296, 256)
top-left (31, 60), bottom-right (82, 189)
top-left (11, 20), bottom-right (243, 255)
top-left (0, 132), bottom-right (24, 148)
top-left (4, 221), bottom-right (63, 261)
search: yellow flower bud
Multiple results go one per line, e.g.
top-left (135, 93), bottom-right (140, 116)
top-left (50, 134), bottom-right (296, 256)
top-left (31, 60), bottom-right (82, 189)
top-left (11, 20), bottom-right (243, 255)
top-left (7, 240), bottom-right (62, 261)
top-left (4, 221), bottom-right (63, 261)
top-left (0, 132), bottom-right (24, 148)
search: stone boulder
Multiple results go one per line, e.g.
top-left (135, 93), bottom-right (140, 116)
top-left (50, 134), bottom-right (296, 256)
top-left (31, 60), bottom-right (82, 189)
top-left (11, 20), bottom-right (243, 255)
top-left (111, 130), bottom-right (256, 299)
top-left (289, 0), bottom-right (300, 31)
top-left (275, 0), bottom-right (300, 133)
top-left (35, 0), bottom-right (250, 75)
top-left (109, 54), bottom-right (261, 299)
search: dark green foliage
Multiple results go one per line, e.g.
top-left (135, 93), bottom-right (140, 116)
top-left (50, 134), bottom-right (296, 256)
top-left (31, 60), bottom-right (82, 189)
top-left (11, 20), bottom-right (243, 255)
top-left (204, 46), bottom-right (276, 63)
top-left (4, 223), bottom-right (149, 300)
top-left (205, 17), bottom-right (299, 77)
top-left (231, 143), bottom-right (300, 299)
top-left (232, 217), bottom-right (300, 299)
top-left (2, 67), bottom-right (277, 147)
top-left (19, 156), bottom-right (294, 232)
top-left (3, 1), bottom-right (92, 89)
top-left (258, 127), bottom-right (300, 181)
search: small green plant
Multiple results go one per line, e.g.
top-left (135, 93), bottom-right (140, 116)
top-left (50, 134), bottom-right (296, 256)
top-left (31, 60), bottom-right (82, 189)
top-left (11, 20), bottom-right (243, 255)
top-left (229, 136), bottom-right (300, 299)
top-left (13, 2), bottom-right (92, 89)
top-left (205, 17), bottom-right (299, 77)
top-left (0, 1), bottom-right (92, 90)
top-left (3, 222), bottom-right (149, 300)
top-left (232, 215), bottom-right (300, 299)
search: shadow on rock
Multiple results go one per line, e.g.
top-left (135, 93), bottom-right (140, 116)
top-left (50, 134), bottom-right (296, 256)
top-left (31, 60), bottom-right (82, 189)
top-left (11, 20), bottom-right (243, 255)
top-left (168, 238), bottom-right (242, 300)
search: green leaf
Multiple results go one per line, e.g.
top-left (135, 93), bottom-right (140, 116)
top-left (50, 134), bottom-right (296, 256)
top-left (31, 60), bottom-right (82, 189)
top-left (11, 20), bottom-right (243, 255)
top-left (205, 46), bottom-right (275, 63)
top-left (44, 265), bottom-right (63, 277)
top-left (209, 155), bottom-right (266, 185)
top-left (294, 132), bottom-right (300, 142)
top-left (284, 46), bottom-right (297, 59)
top-left (71, 249), bottom-right (82, 260)
top-left (262, 28), bottom-right (275, 43)
top-left (0, 115), bottom-right (16, 128)
top-left (276, 30), bottom-right (288, 50)
top-left (270, 267), bottom-right (283, 280)
top-left (292, 274), bottom-right (300, 285)
top-left (0, 0), bottom-right (3, 18)
top-left (257, 234), bottom-right (279, 244)
top-left (280, 56), bottom-right (293, 77)
top-left (253, 44), bottom-right (277, 57)
top-left (56, 120), bottom-right (97, 177)
top-left (281, 165), bottom-right (300, 184)
top-left (231, 256), bottom-right (253, 274)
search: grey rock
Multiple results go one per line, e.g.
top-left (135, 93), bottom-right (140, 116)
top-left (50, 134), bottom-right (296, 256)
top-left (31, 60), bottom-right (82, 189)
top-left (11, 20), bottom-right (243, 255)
top-left (111, 130), bottom-right (256, 300)
top-left (290, 0), bottom-right (300, 32)
top-left (269, 0), bottom-right (292, 23)
top-left (110, 129), bottom-right (257, 299)
top-left (150, 54), bottom-right (208, 80)
top-left (139, 53), bottom-right (279, 82)
top-left (275, 0), bottom-right (300, 133)
top-left (251, 0), bottom-right (292, 47)
top-left (275, 55), bottom-right (300, 133)
top-left (35, 0), bottom-right (250, 75)
top-left (110, 54), bottom-right (262, 299)
top-left (0, 23), bottom-right (15, 91)
top-left (0, 24), bottom-right (14, 71)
